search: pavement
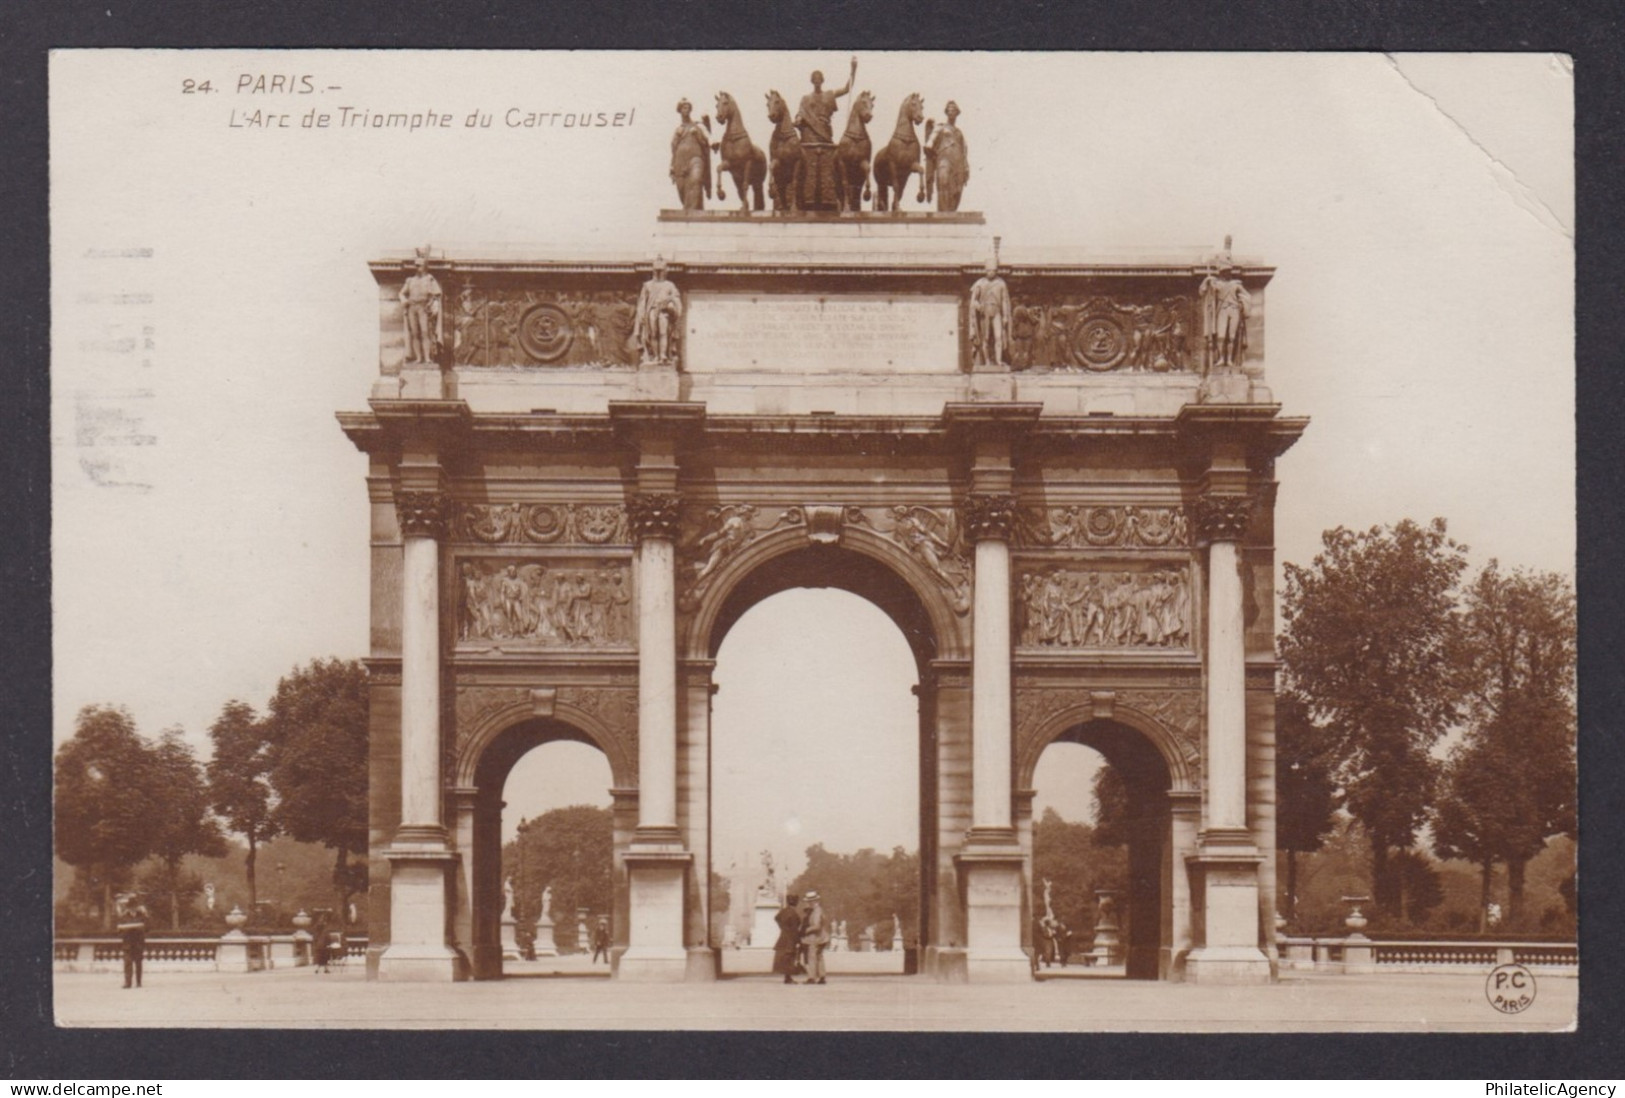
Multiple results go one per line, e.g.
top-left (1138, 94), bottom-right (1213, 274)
top-left (52, 965), bottom-right (1578, 1032)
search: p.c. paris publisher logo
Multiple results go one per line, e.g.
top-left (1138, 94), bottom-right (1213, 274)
top-left (1486, 962), bottom-right (1537, 1014)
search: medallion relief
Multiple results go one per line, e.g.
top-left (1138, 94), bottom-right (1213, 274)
top-left (1016, 505), bottom-right (1189, 550)
top-left (1009, 294), bottom-right (1195, 373)
top-left (451, 502), bottom-right (631, 547)
top-left (451, 283), bottom-right (639, 368)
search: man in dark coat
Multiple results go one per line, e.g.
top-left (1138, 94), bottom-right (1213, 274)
top-left (772, 893), bottom-right (803, 984)
top-left (115, 893), bottom-right (148, 989)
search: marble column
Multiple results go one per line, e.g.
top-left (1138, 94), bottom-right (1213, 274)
top-left (1184, 490), bottom-right (1270, 983)
top-left (379, 489), bottom-right (462, 981)
top-left (955, 493), bottom-right (1030, 981)
top-left (619, 492), bottom-right (691, 981)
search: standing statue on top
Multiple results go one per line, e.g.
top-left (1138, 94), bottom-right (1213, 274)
top-left (400, 248), bottom-right (443, 364)
top-left (970, 257), bottom-right (1012, 367)
top-left (670, 98), bottom-right (713, 211)
top-left (1199, 237), bottom-right (1251, 373)
top-left (924, 100), bottom-right (970, 212)
top-left (632, 256), bottom-right (682, 365)
top-left (794, 56), bottom-right (858, 211)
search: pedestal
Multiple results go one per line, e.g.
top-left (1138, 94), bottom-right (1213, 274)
top-left (399, 364), bottom-right (445, 400)
top-left (217, 929), bottom-right (254, 974)
top-left (533, 915), bottom-right (558, 958)
top-left (618, 847), bottom-right (692, 982)
top-left (378, 846), bottom-right (463, 982)
top-left (956, 843), bottom-right (1031, 982)
top-left (500, 917), bottom-right (522, 961)
top-left (750, 896), bottom-right (781, 947)
top-left (1184, 835), bottom-right (1270, 985)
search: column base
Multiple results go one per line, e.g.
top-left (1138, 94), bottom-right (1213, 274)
top-left (382, 843), bottom-right (463, 982)
top-left (1183, 945), bottom-right (1272, 984)
top-left (922, 945), bottom-right (968, 983)
top-left (955, 842), bottom-right (1031, 983)
top-left (620, 845), bottom-right (691, 982)
top-left (377, 942), bottom-right (464, 982)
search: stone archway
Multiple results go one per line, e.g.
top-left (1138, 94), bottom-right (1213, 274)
top-left (1017, 695), bottom-right (1201, 980)
top-left (681, 529), bottom-right (958, 972)
top-left (452, 704), bottom-right (633, 980)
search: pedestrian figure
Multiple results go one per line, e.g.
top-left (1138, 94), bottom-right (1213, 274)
top-left (115, 892), bottom-right (149, 989)
top-left (312, 910), bottom-right (333, 973)
top-left (773, 892), bottom-right (803, 984)
top-left (591, 916), bottom-right (612, 964)
top-left (801, 891), bottom-right (830, 985)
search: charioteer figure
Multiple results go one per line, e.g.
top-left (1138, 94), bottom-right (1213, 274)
top-left (795, 56), bottom-right (858, 211)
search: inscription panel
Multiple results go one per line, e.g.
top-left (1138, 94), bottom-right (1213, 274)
top-left (685, 292), bottom-right (960, 374)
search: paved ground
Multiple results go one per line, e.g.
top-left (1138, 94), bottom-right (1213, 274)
top-left (53, 966), bottom-right (1577, 1032)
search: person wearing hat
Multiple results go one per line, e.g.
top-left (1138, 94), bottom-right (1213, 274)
top-left (800, 890), bottom-right (830, 985)
top-left (114, 892), bottom-right (149, 989)
top-left (772, 892), bottom-right (803, 984)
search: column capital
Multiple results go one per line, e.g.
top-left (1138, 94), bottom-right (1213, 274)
top-left (1193, 491), bottom-right (1253, 544)
top-left (628, 492), bottom-right (682, 541)
top-left (963, 493), bottom-right (1018, 542)
top-left (395, 489), bottom-right (448, 539)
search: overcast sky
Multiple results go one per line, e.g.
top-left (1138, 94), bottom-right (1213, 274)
top-left (51, 52), bottom-right (1573, 883)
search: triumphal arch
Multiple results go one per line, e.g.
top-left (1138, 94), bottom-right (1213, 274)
top-left (340, 94), bottom-right (1304, 984)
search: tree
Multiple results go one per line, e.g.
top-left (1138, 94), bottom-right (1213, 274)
top-left (503, 805), bottom-right (613, 950)
top-left (1090, 765), bottom-right (1130, 848)
top-left (262, 659), bottom-right (370, 915)
top-left (147, 729), bottom-right (228, 928)
top-left (790, 844), bottom-right (919, 948)
top-left (1032, 807), bottom-right (1126, 944)
top-left (1275, 692), bottom-right (1341, 923)
top-left (1453, 562), bottom-right (1577, 924)
top-left (1279, 518), bottom-right (1469, 915)
top-left (206, 699), bottom-right (279, 913)
top-left (54, 706), bottom-right (160, 929)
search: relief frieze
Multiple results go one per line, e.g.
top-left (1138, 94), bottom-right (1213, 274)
top-left (1017, 565), bottom-right (1192, 649)
top-left (451, 282), bottom-right (639, 368)
top-left (1010, 293), bottom-right (1196, 373)
top-left (457, 559), bottom-right (633, 648)
top-left (451, 502), bottom-right (631, 546)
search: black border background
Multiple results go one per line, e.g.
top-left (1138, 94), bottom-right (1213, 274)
top-left (3, 0), bottom-right (1620, 1080)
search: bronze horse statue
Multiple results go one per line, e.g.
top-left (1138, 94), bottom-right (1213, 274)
top-left (713, 92), bottom-right (766, 212)
top-left (765, 90), bottom-right (802, 213)
top-left (834, 89), bottom-right (875, 213)
top-left (872, 93), bottom-right (926, 212)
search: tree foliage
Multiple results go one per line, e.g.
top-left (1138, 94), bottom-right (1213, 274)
top-left (789, 844), bottom-right (919, 948)
top-left (147, 729), bottom-right (228, 928)
top-left (503, 804), bottom-right (614, 949)
top-left (1435, 563), bottom-right (1577, 925)
top-left (55, 706), bottom-right (162, 929)
top-left (1032, 807), bottom-right (1127, 945)
top-left (262, 659), bottom-right (370, 911)
top-left (206, 699), bottom-right (279, 911)
top-left (1279, 518), bottom-right (1469, 913)
top-left (1275, 692), bottom-right (1342, 921)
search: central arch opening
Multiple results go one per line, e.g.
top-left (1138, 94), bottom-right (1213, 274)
top-left (707, 545), bottom-right (935, 978)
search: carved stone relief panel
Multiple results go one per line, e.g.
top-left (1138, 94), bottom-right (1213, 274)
top-left (457, 558), bottom-right (633, 648)
top-left (1009, 293), bottom-right (1195, 373)
top-left (1015, 505), bottom-right (1190, 550)
top-left (451, 683), bottom-right (638, 777)
top-left (451, 282), bottom-right (639, 368)
top-left (451, 502), bottom-right (630, 547)
top-left (1016, 565), bottom-right (1192, 649)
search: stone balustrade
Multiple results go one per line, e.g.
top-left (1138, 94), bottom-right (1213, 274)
top-left (53, 935), bottom-right (369, 974)
top-left (1277, 936), bottom-right (1577, 975)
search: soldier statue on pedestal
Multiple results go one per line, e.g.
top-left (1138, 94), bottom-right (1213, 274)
top-left (632, 257), bottom-right (682, 365)
top-left (400, 249), bottom-right (443, 364)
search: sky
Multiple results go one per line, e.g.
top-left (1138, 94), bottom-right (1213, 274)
top-left (50, 52), bottom-right (1574, 880)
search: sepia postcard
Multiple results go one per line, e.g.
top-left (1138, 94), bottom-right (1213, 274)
top-left (47, 49), bottom-right (1577, 1036)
